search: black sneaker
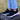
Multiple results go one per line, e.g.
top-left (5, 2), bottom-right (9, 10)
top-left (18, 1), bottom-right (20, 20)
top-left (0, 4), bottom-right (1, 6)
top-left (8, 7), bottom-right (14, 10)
top-left (7, 8), bottom-right (19, 16)
top-left (1, 9), bottom-right (11, 14)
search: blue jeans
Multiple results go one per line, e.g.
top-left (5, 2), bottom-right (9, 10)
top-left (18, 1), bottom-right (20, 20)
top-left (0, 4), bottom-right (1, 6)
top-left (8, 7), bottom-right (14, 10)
top-left (7, 0), bottom-right (17, 9)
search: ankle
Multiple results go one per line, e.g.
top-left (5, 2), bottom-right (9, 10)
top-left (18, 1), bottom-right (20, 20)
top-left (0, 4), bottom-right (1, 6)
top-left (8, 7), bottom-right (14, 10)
top-left (8, 9), bottom-right (11, 11)
top-left (13, 9), bottom-right (16, 11)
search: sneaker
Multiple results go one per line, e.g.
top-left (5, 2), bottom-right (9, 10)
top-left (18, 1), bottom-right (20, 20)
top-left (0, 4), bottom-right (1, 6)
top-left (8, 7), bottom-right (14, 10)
top-left (1, 9), bottom-right (11, 14)
top-left (7, 8), bottom-right (19, 16)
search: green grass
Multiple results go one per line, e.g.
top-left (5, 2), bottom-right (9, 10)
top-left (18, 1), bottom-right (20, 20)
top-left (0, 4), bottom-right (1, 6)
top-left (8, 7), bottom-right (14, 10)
top-left (17, 1), bottom-right (20, 11)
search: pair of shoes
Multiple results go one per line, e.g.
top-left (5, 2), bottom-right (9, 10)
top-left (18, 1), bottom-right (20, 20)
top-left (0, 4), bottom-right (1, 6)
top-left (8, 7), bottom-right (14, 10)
top-left (1, 8), bottom-right (19, 16)
top-left (7, 8), bottom-right (19, 16)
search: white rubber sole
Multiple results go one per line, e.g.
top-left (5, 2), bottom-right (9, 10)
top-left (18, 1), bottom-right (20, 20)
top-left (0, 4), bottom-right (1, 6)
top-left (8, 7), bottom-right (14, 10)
top-left (1, 12), bottom-right (19, 18)
top-left (9, 12), bottom-right (19, 17)
top-left (7, 12), bottom-right (19, 18)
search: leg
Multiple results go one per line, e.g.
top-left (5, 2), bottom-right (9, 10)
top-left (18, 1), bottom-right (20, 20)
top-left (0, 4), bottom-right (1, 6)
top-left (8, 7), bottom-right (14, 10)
top-left (8, 0), bottom-right (11, 11)
top-left (11, 0), bottom-right (17, 11)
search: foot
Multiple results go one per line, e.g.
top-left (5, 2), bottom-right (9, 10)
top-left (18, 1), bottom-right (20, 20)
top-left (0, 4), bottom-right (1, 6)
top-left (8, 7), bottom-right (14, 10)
top-left (7, 8), bottom-right (18, 16)
top-left (13, 9), bottom-right (16, 11)
top-left (1, 9), bottom-right (11, 14)
top-left (8, 9), bottom-right (11, 11)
